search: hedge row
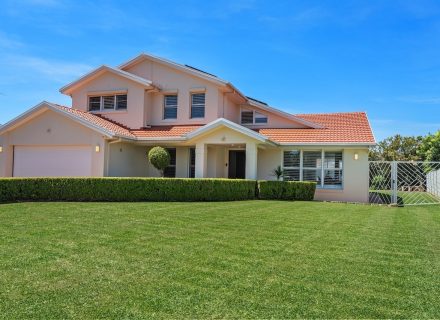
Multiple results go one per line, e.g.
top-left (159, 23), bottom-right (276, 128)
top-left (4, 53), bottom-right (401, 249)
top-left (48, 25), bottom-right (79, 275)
top-left (258, 180), bottom-right (317, 201)
top-left (0, 178), bottom-right (316, 203)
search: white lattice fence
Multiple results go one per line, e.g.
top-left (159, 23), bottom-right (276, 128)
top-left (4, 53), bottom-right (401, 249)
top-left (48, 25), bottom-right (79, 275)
top-left (369, 161), bottom-right (440, 206)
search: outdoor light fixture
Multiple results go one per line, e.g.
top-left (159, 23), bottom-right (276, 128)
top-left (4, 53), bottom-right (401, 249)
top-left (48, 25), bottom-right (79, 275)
top-left (354, 152), bottom-right (359, 160)
top-left (95, 145), bottom-right (100, 153)
top-left (0, 146), bottom-right (3, 153)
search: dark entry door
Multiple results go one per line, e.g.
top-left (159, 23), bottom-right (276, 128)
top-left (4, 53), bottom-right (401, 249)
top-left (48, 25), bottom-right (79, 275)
top-left (228, 150), bottom-right (246, 179)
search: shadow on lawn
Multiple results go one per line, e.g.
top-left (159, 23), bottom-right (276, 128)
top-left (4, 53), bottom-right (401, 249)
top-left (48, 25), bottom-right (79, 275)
top-left (369, 191), bottom-right (404, 206)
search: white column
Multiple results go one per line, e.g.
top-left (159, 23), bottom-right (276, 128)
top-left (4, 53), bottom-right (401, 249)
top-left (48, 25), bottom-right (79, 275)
top-left (195, 142), bottom-right (207, 178)
top-left (245, 142), bottom-right (258, 180)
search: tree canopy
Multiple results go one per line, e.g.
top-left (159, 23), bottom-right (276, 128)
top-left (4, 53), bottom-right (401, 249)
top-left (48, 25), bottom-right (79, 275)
top-left (369, 131), bottom-right (440, 162)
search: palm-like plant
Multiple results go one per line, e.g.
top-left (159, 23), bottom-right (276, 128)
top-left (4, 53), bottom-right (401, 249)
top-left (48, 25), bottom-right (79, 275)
top-left (272, 165), bottom-right (284, 181)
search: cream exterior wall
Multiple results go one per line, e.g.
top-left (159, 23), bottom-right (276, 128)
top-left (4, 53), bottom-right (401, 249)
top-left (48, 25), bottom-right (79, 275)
top-left (0, 109), bottom-right (106, 177)
top-left (70, 72), bottom-right (147, 129)
top-left (107, 142), bottom-right (150, 177)
top-left (256, 146), bottom-right (370, 203)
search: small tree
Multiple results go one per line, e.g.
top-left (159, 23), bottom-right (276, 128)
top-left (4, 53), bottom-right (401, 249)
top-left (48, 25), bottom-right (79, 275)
top-left (148, 147), bottom-right (170, 177)
top-left (272, 165), bottom-right (284, 181)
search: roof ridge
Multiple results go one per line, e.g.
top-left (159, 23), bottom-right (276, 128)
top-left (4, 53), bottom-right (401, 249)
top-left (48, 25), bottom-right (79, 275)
top-left (295, 111), bottom-right (366, 117)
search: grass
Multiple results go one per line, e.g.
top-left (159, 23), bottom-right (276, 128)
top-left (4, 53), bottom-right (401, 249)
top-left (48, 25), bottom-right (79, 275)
top-left (0, 201), bottom-right (439, 319)
top-left (370, 190), bottom-right (440, 205)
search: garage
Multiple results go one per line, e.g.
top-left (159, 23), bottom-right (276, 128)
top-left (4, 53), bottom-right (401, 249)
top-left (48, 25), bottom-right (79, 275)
top-left (13, 146), bottom-right (92, 177)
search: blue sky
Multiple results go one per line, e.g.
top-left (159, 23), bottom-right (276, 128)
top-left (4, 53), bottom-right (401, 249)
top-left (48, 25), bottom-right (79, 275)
top-left (1, 0), bottom-right (440, 140)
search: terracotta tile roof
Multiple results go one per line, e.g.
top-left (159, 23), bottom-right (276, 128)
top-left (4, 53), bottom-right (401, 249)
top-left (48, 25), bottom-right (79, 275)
top-left (131, 125), bottom-right (202, 138)
top-left (52, 105), bottom-right (374, 144)
top-left (256, 112), bottom-right (375, 144)
top-left (53, 105), bottom-right (135, 138)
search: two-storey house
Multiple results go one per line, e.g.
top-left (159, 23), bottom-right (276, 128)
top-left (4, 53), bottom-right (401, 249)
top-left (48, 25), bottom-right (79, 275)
top-left (0, 53), bottom-right (375, 202)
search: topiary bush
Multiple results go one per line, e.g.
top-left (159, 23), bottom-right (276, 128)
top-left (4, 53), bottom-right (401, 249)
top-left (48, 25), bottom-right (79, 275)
top-left (148, 147), bottom-right (170, 177)
top-left (258, 180), bottom-right (316, 201)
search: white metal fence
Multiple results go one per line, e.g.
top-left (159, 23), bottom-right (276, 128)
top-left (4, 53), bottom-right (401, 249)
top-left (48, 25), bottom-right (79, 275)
top-left (369, 161), bottom-right (440, 206)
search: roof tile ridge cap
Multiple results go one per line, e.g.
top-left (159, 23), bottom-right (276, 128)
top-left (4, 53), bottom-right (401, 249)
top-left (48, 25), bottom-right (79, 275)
top-left (294, 111), bottom-right (366, 116)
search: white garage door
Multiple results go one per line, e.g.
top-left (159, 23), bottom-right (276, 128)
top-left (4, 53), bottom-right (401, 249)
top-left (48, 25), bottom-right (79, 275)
top-left (13, 146), bottom-right (92, 177)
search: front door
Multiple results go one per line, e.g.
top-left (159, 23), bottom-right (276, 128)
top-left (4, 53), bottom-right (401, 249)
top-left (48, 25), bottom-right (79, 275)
top-left (228, 150), bottom-right (246, 179)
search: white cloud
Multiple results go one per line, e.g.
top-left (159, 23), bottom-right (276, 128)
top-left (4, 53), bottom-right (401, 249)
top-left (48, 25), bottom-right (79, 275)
top-left (2, 54), bottom-right (93, 83)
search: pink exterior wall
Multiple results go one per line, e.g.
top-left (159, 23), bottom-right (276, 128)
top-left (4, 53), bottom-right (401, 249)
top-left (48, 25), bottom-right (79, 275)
top-left (125, 60), bottom-right (220, 126)
top-left (70, 73), bottom-right (147, 129)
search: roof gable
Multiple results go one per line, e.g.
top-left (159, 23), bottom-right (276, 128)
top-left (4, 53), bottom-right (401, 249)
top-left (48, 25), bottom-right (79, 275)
top-left (119, 53), bottom-right (229, 87)
top-left (187, 118), bottom-right (271, 143)
top-left (0, 102), bottom-right (134, 139)
top-left (60, 65), bottom-right (153, 95)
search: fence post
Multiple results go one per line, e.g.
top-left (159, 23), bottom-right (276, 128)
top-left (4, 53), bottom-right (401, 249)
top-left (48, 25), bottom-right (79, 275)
top-left (391, 161), bottom-right (398, 204)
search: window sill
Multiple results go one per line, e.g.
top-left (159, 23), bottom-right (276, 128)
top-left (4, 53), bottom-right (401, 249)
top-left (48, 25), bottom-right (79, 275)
top-left (90, 110), bottom-right (128, 114)
top-left (161, 119), bottom-right (178, 122)
top-left (316, 187), bottom-right (344, 192)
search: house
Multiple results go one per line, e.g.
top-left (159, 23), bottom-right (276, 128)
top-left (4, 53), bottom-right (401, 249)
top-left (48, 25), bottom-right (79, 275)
top-left (0, 53), bottom-right (375, 203)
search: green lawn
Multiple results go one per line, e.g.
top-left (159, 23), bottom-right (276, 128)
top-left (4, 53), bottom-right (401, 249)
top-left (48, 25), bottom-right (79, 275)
top-left (0, 201), bottom-right (439, 319)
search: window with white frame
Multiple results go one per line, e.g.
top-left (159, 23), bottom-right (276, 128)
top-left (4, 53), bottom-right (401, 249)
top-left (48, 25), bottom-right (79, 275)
top-left (164, 148), bottom-right (176, 178)
top-left (164, 94), bottom-right (178, 119)
top-left (240, 109), bottom-right (268, 125)
top-left (282, 150), bottom-right (343, 189)
top-left (191, 93), bottom-right (205, 118)
top-left (88, 94), bottom-right (127, 111)
top-left (323, 152), bottom-right (343, 187)
top-left (283, 151), bottom-right (300, 181)
top-left (303, 151), bottom-right (322, 184)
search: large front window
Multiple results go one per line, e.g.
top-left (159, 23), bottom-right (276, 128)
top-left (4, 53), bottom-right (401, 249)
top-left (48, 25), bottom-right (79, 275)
top-left (283, 150), bottom-right (343, 189)
top-left (88, 94), bottom-right (127, 112)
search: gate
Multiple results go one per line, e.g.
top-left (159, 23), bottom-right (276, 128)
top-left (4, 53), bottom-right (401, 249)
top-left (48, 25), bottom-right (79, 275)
top-left (369, 161), bottom-right (440, 206)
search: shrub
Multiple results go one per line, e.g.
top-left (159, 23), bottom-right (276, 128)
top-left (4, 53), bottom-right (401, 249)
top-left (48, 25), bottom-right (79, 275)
top-left (258, 180), bottom-right (316, 201)
top-left (148, 147), bottom-right (170, 177)
top-left (0, 178), bottom-right (257, 203)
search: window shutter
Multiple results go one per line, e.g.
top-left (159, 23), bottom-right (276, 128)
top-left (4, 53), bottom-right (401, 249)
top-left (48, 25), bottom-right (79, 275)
top-left (103, 96), bottom-right (115, 109)
top-left (164, 95), bottom-right (178, 119)
top-left (116, 94), bottom-right (127, 110)
top-left (191, 93), bottom-right (205, 118)
top-left (88, 96), bottom-right (101, 111)
top-left (241, 111), bottom-right (253, 124)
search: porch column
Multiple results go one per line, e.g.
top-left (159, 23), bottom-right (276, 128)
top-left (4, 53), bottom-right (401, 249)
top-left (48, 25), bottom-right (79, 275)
top-left (195, 142), bottom-right (207, 178)
top-left (245, 142), bottom-right (258, 180)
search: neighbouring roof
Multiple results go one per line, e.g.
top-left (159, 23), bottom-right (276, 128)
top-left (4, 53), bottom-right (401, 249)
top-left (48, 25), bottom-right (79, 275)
top-left (256, 112), bottom-right (375, 145)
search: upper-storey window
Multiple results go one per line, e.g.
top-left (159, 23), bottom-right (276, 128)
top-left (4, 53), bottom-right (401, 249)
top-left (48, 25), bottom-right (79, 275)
top-left (164, 95), bottom-right (178, 120)
top-left (191, 93), bottom-right (205, 118)
top-left (241, 109), bottom-right (268, 125)
top-left (88, 94), bottom-right (127, 112)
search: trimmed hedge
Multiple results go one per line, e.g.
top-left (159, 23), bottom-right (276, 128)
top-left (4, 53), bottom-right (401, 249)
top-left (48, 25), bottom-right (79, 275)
top-left (0, 178), bottom-right (316, 203)
top-left (258, 180), bottom-right (316, 201)
top-left (0, 178), bottom-right (257, 202)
